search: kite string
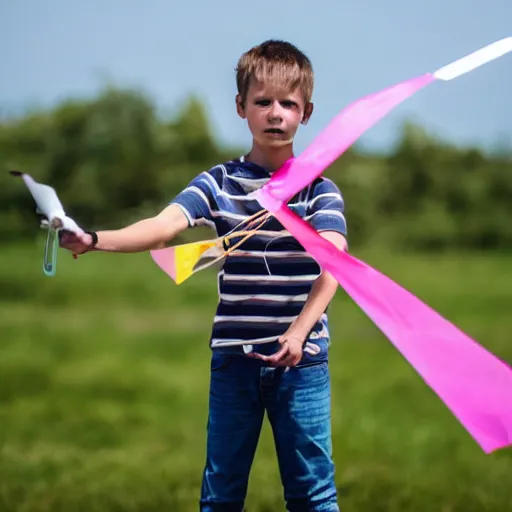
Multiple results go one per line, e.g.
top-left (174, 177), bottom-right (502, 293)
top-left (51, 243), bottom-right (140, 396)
top-left (223, 208), bottom-right (269, 238)
top-left (259, 195), bottom-right (344, 275)
top-left (187, 213), bottom-right (272, 275)
top-left (218, 195), bottom-right (344, 274)
top-left (262, 231), bottom-right (291, 276)
top-left (223, 212), bottom-right (272, 256)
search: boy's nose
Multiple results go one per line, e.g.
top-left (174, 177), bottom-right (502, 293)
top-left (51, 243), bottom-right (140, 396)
top-left (268, 103), bottom-right (283, 122)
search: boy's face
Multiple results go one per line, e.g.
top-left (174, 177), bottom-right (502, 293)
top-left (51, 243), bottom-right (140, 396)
top-left (236, 78), bottom-right (313, 148)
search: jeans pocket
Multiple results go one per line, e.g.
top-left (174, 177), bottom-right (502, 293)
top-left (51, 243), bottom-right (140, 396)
top-left (298, 338), bottom-right (329, 368)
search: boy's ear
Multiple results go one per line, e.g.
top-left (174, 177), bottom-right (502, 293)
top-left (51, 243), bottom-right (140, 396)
top-left (236, 94), bottom-right (246, 119)
top-left (302, 102), bottom-right (314, 125)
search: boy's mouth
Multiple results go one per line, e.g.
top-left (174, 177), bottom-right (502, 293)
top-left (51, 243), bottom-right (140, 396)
top-left (264, 128), bottom-right (285, 134)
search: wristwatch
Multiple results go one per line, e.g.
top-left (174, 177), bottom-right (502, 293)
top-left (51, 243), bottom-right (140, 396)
top-left (85, 231), bottom-right (98, 249)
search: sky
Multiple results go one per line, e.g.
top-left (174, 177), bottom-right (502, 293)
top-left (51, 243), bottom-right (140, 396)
top-left (1, 0), bottom-right (511, 154)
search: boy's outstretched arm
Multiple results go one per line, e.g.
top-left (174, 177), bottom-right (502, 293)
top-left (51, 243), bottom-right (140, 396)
top-left (249, 230), bottom-right (347, 367)
top-left (59, 204), bottom-right (189, 254)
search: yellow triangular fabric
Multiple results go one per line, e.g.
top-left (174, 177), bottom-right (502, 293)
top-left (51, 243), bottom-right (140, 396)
top-left (174, 240), bottom-right (220, 284)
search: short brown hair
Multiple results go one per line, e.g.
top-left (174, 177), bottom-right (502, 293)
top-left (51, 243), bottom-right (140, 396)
top-left (235, 40), bottom-right (314, 105)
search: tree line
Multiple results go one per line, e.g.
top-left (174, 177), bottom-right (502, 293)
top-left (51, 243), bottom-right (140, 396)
top-left (2, 86), bottom-right (511, 251)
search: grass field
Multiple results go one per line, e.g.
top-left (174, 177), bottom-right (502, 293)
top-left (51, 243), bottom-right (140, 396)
top-left (1, 241), bottom-right (512, 511)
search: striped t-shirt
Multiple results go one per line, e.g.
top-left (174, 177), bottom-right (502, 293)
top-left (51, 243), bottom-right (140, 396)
top-left (171, 156), bottom-right (347, 348)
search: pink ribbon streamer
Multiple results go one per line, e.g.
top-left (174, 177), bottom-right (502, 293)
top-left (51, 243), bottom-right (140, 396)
top-left (262, 203), bottom-right (512, 454)
top-left (252, 71), bottom-right (512, 454)
top-left (258, 74), bottom-right (434, 204)
top-left (151, 39), bottom-right (512, 452)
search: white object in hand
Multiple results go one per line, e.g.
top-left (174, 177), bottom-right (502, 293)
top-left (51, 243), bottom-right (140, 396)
top-left (10, 171), bottom-right (84, 234)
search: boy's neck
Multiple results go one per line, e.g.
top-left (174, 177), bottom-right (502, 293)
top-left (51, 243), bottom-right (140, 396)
top-left (244, 142), bottom-right (294, 173)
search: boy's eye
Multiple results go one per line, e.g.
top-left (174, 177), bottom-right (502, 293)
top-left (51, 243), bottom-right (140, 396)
top-left (254, 99), bottom-right (298, 108)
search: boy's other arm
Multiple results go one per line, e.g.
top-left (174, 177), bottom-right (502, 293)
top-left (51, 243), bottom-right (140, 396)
top-left (248, 230), bottom-right (347, 367)
top-left (59, 203), bottom-right (190, 254)
top-left (285, 230), bottom-right (347, 341)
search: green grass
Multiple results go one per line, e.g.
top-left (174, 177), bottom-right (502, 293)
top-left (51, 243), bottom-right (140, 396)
top-left (1, 241), bottom-right (512, 511)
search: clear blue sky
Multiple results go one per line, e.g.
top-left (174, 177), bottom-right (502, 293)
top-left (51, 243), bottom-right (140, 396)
top-left (2, 0), bottom-right (511, 154)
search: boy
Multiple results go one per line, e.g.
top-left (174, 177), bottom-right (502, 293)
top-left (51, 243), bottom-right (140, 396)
top-left (60, 40), bottom-right (348, 511)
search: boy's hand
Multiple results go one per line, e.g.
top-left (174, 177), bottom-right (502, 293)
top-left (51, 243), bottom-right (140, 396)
top-left (248, 332), bottom-right (305, 367)
top-left (59, 230), bottom-right (95, 255)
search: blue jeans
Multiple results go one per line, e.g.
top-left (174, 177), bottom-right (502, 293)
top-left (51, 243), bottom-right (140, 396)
top-left (200, 339), bottom-right (339, 511)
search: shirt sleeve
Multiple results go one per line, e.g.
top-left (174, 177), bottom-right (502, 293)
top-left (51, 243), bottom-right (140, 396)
top-left (170, 171), bottom-right (217, 227)
top-left (305, 178), bottom-right (347, 236)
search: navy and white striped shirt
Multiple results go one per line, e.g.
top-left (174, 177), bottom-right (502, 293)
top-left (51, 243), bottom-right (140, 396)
top-left (171, 156), bottom-right (347, 348)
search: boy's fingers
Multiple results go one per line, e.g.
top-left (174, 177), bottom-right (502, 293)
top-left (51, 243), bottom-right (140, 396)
top-left (280, 350), bottom-right (302, 367)
top-left (59, 230), bottom-right (75, 241)
top-left (247, 340), bottom-right (303, 366)
top-left (269, 343), bottom-right (289, 364)
top-left (248, 343), bottom-right (289, 364)
top-left (58, 231), bottom-right (90, 253)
